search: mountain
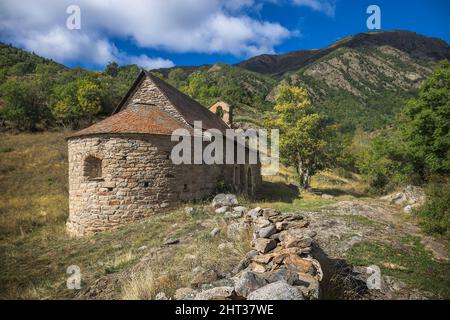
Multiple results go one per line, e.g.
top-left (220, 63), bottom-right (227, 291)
top-left (237, 30), bottom-right (450, 76)
top-left (159, 30), bottom-right (449, 131)
top-left (1, 30), bottom-right (449, 133)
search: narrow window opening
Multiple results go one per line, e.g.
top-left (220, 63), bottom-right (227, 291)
top-left (84, 156), bottom-right (103, 180)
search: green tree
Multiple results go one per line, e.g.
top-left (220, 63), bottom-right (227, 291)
top-left (0, 79), bottom-right (43, 130)
top-left (51, 79), bottom-right (101, 128)
top-left (105, 61), bottom-right (119, 77)
top-left (267, 85), bottom-right (330, 189)
top-left (401, 60), bottom-right (450, 175)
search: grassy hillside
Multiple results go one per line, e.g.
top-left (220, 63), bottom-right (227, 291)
top-left (162, 63), bottom-right (276, 127)
top-left (280, 45), bottom-right (435, 132)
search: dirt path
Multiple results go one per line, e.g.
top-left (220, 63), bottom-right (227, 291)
top-left (325, 200), bottom-right (449, 262)
top-left (302, 198), bottom-right (449, 299)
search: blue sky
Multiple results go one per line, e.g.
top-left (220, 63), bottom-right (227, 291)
top-left (1, 0), bottom-right (449, 70)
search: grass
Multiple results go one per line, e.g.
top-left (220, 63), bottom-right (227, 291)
top-left (0, 131), bottom-right (69, 240)
top-left (3, 131), bottom-right (446, 300)
top-left (346, 235), bottom-right (450, 298)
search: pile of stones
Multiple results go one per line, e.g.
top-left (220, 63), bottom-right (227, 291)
top-left (174, 194), bottom-right (323, 300)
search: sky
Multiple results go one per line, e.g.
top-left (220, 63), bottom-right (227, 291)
top-left (0, 0), bottom-right (449, 70)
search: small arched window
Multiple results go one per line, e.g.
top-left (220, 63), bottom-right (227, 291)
top-left (215, 106), bottom-right (224, 119)
top-left (84, 155), bottom-right (103, 180)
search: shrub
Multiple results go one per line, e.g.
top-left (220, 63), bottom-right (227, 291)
top-left (416, 178), bottom-right (450, 238)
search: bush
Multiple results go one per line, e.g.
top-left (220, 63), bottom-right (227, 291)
top-left (416, 178), bottom-right (450, 238)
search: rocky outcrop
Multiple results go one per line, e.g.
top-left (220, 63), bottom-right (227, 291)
top-left (381, 185), bottom-right (425, 213)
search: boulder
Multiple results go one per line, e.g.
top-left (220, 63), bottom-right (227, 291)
top-left (255, 224), bottom-right (276, 239)
top-left (247, 281), bottom-right (304, 300)
top-left (224, 212), bottom-right (243, 219)
top-left (262, 267), bottom-right (299, 285)
top-left (283, 254), bottom-right (315, 275)
top-left (296, 273), bottom-right (320, 299)
top-left (255, 217), bottom-right (272, 228)
top-left (215, 206), bottom-right (229, 214)
top-left (232, 250), bottom-right (258, 274)
top-left (212, 194), bottom-right (238, 208)
top-left (233, 206), bottom-right (248, 214)
top-left (252, 253), bottom-right (273, 265)
top-left (252, 238), bottom-right (277, 253)
top-left (321, 193), bottom-right (334, 199)
top-left (194, 286), bottom-right (235, 300)
top-left (247, 207), bottom-right (263, 220)
top-left (233, 271), bottom-right (268, 298)
top-left (247, 262), bottom-right (267, 273)
top-left (262, 208), bottom-right (281, 219)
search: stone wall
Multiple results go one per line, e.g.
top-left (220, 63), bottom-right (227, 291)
top-left (122, 78), bottom-right (188, 125)
top-left (67, 134), bottom-right (261, 236)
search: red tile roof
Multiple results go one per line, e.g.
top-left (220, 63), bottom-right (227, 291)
top-left (70, 105), bottom-right (193, 138)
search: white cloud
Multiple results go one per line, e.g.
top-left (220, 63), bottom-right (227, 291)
top-left (292, 0), bottom-right (336, 17)
top-left (0, 0), bottom-right (295, 68)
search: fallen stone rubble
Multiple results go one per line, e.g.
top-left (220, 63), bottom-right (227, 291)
top-left (174, 194), bottom-right (323, 300)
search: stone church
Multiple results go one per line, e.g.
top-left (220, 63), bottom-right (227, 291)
top-left (67, 71), bottom-right (262, 236)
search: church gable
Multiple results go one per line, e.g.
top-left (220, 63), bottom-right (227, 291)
top-left (119, 75), bottom-right (188, 125)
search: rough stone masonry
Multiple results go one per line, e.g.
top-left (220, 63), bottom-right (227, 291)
top-left (66, 71), bottom-right (261, 236)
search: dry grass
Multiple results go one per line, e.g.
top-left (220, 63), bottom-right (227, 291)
top-left (0, 131), bottom-right (70, 240)
top-left (0, 131), bottom-right (367, 300)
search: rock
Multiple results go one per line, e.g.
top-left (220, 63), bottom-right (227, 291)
top-left (262, 208), bottom-right (281, 219)
top-left (247, 207), bottom-right (263, 220)
top-left (262, 267), bottom-right (299, 285)
top-left (247, 281), bottom-right (304, 300)
top-left (283, 254), bottom-right (315, 275)
top-left (215, 206), bottom-right (229, 214)
top-left (163, 238), bottom-right (179, 245)
top-left (255, 224), bottom-right (276, 239)
top-left (233, 206), bottom-right (248, 214)
top-left (270, 233), bottom-right (281, 241)
top-left (194, 286), bottom-right (235, 300)
top-left (210, 227), bottom-right (220, 237)
top-left (226, 220), bottom-right (251, 239)
top-left (296, 273), bottom-right (320, 299)
top-left (191, 269), bottom-right (220, 287)
top-left (252, 238), bottom-right (277, 253)
top-left (321, 193), bottom-right (334, 199)
top-left (283, 236), bottom-right (313, 249)
top-left (232, 250), bottom-right (258, 274)
top-left (283, 213), bottom-right (305, 222)
top-left (224, 212), bottom-right (243, 219)
top-left (275, 221), bottom-right (289, 231)
top-left (247, 262), bottom-right (267, 273)
top-left (403, 205), bottom-right (413, 214)
top-left (233, 271), bottom-right (268, 298)
top-left (255, 217), bottom-right (272, 228)
top-left (252, 254), bottom-right (273, 265)
top-left (212, 194), bottom-right (238, 208)
top-left (185, 207), bottom-right (195, 215)
top-left (174, 287), bottom-right (197, 300)
top-left (155, 292), bottom-right (169, 300)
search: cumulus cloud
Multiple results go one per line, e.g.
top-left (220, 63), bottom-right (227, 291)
top-left (0, 0), bottom-right (295, 68)
top-left (292, 0), bottom-right (336, 17)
